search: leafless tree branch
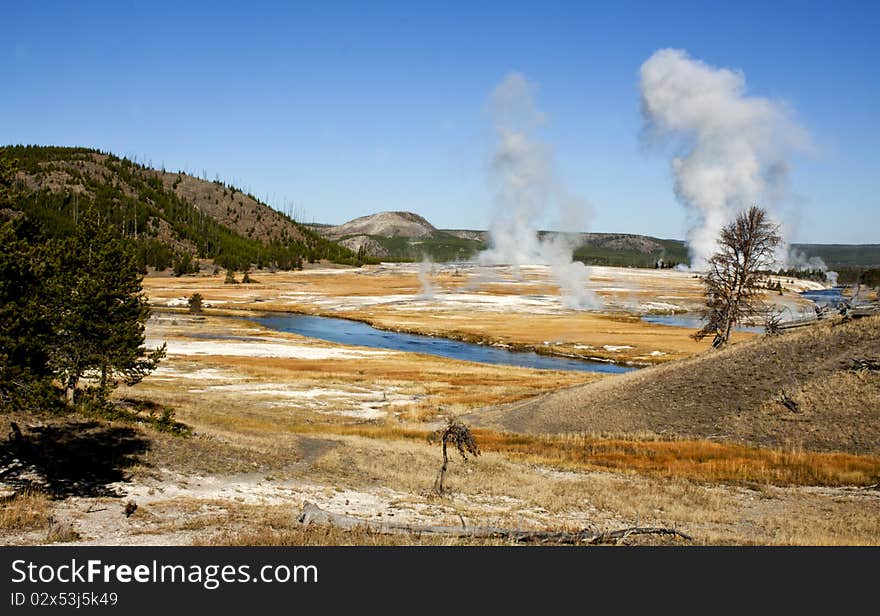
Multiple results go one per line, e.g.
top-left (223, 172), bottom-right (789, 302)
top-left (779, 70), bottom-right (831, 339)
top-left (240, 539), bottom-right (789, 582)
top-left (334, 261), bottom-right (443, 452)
top-left (693, 206), bottom-right (782, 348)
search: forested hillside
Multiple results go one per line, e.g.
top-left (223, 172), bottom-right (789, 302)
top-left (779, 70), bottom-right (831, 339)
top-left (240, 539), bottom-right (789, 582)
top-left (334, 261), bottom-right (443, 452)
top-left (1, 145), bottom-right (362, 272)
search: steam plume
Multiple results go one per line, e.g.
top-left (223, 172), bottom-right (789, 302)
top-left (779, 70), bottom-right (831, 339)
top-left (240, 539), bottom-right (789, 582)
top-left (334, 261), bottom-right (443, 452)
top-left (787, 248), bottom-right (838, 286)
top-left (479, 73), bottom-right (599, 310)
top-left (639, 49), bottom-right (809, 270)
top-left (417, 257), bottom-right (436, 299)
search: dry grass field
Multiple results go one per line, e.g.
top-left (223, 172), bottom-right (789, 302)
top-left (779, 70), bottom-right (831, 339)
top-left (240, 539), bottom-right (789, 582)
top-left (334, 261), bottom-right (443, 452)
top-left (473, 315), bottom-right (880, 454)
top-left (3, 264), bottom-right (878, 546)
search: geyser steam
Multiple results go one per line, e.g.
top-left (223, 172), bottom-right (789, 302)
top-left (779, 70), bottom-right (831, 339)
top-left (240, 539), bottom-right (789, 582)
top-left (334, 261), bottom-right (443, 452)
top-left (639, 49), bottom-right (809, 270)
top-left (417, 257), bottom-right (436, 299)
top-left (479, 72), bottom-right (599, 310)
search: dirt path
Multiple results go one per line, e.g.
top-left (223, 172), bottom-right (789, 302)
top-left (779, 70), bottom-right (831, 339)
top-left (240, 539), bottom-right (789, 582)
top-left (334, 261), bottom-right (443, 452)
top-left (40, 467), bottom-right (583, 546)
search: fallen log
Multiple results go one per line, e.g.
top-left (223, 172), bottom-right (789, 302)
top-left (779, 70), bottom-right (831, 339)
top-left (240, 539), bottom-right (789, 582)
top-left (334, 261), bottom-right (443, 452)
top-left (846, 305), bottom-right (879, 319)
top-left (297, 501), bottom-right (692, 545)
top-left (776, 318), bottom-right (819, 332)
top-left (850, 358), bottom-right (880, 372)
top-left (777, 389), bottom-right (800, 413)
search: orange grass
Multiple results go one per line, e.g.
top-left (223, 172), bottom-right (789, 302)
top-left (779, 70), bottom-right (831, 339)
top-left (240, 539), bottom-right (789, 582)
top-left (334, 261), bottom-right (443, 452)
top-left (289, 423), bottom-right (880, 487)
top-left (474, 431), bottom-right (880, 487)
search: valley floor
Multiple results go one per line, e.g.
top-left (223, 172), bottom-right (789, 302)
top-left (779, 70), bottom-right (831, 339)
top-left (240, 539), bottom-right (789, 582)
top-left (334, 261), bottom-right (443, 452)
top-left (141, 262), bottom-right (821, 365)
top-left (3, 264), bottom-right (878, 546)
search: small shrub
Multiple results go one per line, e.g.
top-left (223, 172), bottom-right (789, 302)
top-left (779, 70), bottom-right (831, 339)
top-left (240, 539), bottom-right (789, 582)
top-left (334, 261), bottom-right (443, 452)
top-left (188, 293), bottom-right (204, 314)
top-left (0, 489), bottom-right (52, 532)
top-left (45, 521), bottom-right (80, 544)
top-left (84, 397), bottom-right (192, 437)
top-left (153, 406), bottom-right (191, 435)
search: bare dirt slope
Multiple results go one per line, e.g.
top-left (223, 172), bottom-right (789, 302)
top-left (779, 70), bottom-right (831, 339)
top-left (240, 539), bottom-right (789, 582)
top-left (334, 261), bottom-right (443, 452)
top-left (470, 315), bottom-right (880, 454)
top-left (324, 211), bottom-right (437, 239)
top-left (337, 235), bottom-right (391, 257)
top-left (156, 171), bottom-right (309, 244)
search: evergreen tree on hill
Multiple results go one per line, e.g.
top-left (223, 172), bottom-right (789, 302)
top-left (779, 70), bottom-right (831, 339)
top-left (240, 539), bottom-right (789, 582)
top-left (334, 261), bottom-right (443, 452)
top-left (1, 158), bottom-right (58, 408)
top-left (2, 155), bottom-right (165, 412)
top-left (48, 208), bottom-right (166, 404)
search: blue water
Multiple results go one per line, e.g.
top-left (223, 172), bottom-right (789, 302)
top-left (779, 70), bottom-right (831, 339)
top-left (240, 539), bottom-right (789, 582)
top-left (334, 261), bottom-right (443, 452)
top-left (251, 313), bottom-right (633, 374)
top-left (641, 286), bottom-right (845, 332)
top-left (799, 287), bottom-right (846, 307)
top-left (640, 314), bottom-right (765, 333)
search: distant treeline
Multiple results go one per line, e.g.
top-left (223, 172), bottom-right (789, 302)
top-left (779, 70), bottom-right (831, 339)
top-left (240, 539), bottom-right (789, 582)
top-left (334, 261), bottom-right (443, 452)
top-left (572, 240), bottom-right (688, 269)
top-left (1, 145), bottom-right (365, 272)
top-left (770, 266), bottom-right (880, 287)
top-left (834, 267), bottom-right (880, 287)
top-left (773, 268), bottom-right (830, 283)
top-left (790, 243), bottom-right (880, 269)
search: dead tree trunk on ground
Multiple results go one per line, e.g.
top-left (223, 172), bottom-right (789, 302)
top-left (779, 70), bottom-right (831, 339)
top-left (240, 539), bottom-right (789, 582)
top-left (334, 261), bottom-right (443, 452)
top-left (297, 502), bottom-right (693, 545)
top-left (850, 358), bottom-right (880, 372)
top-left (778, 390), bottom-right (800, 413)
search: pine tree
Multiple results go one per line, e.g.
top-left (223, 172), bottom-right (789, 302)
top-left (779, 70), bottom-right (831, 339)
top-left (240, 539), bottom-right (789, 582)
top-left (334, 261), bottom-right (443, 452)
top-left (0, 223), bottom-right (58, 409)
top-left (188, 293), bottom-right (204, 314)
top-left (0, 158), bottom-right (56, 409)
top-left (48, 207), bottom-right (165, 404)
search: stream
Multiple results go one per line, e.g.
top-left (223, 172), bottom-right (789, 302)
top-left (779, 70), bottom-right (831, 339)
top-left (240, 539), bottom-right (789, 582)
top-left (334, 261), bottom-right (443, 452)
top-left (237, 288), bottom-right (844, 374)
top-left (251, 313), bottom-right (633, 374)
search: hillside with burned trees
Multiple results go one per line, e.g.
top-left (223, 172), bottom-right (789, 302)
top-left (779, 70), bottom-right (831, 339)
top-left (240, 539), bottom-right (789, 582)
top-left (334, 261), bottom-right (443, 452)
top-left (1, 145), bottom-right (363, 272)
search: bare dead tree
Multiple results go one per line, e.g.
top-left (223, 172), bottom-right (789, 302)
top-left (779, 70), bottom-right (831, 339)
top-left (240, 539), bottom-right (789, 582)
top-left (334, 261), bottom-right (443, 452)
top-left (763, 305), bottom-right (787, 336)
top-left (429, 419), bottom-right (480, 494)
top-left (693, 206), bottom-right (782, 348)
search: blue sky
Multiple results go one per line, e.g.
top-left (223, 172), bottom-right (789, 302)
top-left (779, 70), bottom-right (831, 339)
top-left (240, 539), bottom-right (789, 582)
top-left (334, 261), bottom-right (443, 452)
top-left (1, 1), bottom-right (877, 243)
